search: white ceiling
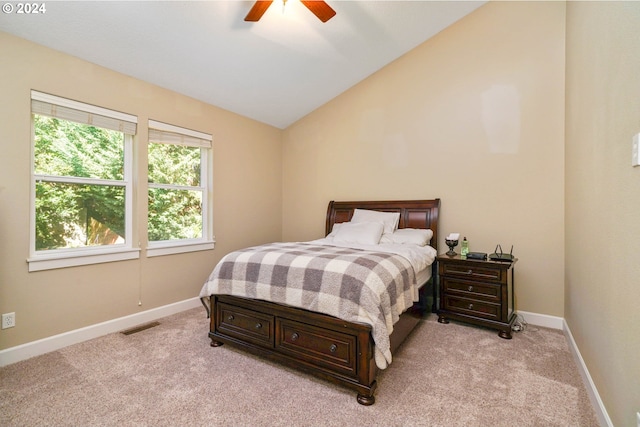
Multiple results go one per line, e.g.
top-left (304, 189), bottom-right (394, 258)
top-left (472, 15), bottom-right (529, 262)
top-left (0, 1), bottom-right (485, 129)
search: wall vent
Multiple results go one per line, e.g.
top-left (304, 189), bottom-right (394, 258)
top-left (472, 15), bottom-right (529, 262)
top-left (121, 321), bottom-right (160, 336)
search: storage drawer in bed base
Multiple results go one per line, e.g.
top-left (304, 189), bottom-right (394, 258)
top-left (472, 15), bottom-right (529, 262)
top-left (276, 318), bottom-right (358, 376)
top-left (216, 302), bottom-right (274, 348)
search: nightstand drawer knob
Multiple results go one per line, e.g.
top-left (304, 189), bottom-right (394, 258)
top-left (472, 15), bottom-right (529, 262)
top-left (329, 344), bottom-right (337, 353)
top-left (468, 303), bottom-right (474, 310)
top-left (468, 285), bottom-right (474, 292)
top-left (291, 332), bottom-right (299, 341)
top-left (255, 322), bottom-right (262, 329)
top-left (227, 315), bottom-right (235, 321)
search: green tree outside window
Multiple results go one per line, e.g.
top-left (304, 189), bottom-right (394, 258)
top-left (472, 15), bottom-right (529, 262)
top-left (33, 115), bottom-right (126, 250)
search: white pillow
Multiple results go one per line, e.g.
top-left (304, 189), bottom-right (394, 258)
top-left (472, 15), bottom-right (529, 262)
top-left (380, 228), bottom-right (433, 246)
top-left (327, 222), bottom-right (344, 237)
top-left (333, 221), bottom-right (384, 245)
top-left (351, 209), bottom-right (400, 235)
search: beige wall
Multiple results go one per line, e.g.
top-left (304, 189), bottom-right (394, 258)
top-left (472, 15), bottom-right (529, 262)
top-left (283, 2), bottom-right (566, 317)
top-left (0, 32), bottom-right (282, 349)
top-left (565, 2), bottom-right (640, 426)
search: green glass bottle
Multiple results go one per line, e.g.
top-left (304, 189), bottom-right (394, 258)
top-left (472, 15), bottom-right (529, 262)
top-left (460, 237), bottom-right (469, 258)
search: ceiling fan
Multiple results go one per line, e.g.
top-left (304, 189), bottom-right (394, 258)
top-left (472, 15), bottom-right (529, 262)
top-left (245, 1), bottom-right (336, 23)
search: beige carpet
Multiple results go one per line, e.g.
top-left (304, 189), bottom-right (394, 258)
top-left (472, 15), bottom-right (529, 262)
top-left (0, 308), bottom-right (599, 426)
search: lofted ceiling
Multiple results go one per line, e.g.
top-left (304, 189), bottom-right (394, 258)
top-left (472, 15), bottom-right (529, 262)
top-left (0, 1), bottom-right (485, 129)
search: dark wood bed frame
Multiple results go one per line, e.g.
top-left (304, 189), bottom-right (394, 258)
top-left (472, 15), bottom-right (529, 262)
top-left (207, 199), bottom-right (440, 405)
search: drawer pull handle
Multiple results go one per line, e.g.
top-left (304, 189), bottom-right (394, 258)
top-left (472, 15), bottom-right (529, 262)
top-left (468, 303), bottom-right (474, 310)
top-left (291, 333), bottom-right (299, 341)
top-left (329, 344), bottom-right (337, 353)
top-left (227, 315), bottom-right (235, 321)
top-left (468, 285), bottom-right (474, 292)
top-left (451, 269), bottom-right (474, 275)
top-left (255, 322), bottom-right (262, 329)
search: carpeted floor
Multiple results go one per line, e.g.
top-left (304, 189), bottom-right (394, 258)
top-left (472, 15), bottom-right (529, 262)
top-left (0, 308), bottom-right (599, 426)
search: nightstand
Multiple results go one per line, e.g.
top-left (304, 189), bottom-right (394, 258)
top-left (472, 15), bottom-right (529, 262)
top-left (437, 254), bottom-right (517, 339)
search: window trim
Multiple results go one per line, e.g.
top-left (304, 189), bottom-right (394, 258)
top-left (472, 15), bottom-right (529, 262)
top-left (146, 120), bottom-right (214, 257)
top-left (27, 247), bottom-right (141, 272)
top-left (28, 91), bottom-right (139, 272)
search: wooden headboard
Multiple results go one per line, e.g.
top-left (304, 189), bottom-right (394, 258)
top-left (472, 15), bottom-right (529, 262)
top-left (325, 199), bottom-right (441, 251)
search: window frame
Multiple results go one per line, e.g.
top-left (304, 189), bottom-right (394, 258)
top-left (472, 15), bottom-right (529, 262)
top-left (27, 91), bottom-right (140, 272)
top-left (146, 120), bottom-right (214, 257)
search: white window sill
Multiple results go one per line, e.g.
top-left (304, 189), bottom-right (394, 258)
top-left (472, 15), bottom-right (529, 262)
top-left (146, 239), bottom-right (215, 258)
top-left (28, 247), bottom-right (141, 272)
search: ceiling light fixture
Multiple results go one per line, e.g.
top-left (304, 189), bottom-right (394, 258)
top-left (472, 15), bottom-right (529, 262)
top-left (244, 1), bottom-right (336, 23)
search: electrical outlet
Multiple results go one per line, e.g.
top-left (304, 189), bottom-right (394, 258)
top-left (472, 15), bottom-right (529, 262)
top-left (2, 312), bottom-right (16, 329)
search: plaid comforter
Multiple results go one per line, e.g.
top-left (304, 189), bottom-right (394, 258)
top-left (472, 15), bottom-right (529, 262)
top-left (199, 242), bottom-right (419, 369)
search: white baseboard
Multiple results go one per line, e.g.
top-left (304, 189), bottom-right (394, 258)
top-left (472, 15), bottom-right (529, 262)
top-left (0, 297), bottom-right (203, 367)
top-left (563, 320), bottom-right (613, 427)
top-left (517, 310), bottom-right (564, 330)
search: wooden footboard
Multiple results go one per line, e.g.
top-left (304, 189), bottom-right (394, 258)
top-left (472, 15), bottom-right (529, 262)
top-left (208, 282), bottom-right (430, 405)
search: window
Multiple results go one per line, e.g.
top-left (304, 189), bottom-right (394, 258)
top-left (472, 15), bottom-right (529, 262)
top-left (146, 120), bottom-right (214, 256)
top-left (28, 91), bottom-right (139, 271)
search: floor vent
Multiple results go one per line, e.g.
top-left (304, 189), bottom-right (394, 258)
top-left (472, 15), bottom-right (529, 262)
top-left (121, 321), bottom-right (160, 336)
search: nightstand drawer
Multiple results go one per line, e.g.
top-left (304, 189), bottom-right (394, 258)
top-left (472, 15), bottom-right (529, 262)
top-left (443, 295), bottom-right (500, 321)
top-left (442, 278), bottom-right (500, 302)
top-left (440, 263), bottom-right (505, 283)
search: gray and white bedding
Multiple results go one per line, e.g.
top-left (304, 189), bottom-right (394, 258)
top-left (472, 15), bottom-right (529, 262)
top-left (199, 239), bottom-right (436, 369)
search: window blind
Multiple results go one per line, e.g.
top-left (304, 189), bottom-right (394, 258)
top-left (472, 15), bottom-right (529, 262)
top-left (31, 90), bottom-right (137, 135)
top-left (148, 120), bottom-right (212, 148)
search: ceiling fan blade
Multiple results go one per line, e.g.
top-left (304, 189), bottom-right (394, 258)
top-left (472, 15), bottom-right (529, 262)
top-left (300, 1), bottom-right (336, 23)
top-left (245, 1), bottom-right (273, 22)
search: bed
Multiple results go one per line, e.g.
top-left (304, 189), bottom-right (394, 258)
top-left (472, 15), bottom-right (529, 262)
top-left (199, 199), bottom-right (440, 405)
